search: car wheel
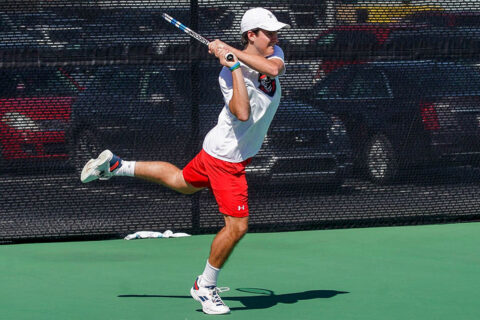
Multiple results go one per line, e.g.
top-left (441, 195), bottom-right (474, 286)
top-left (364, 134), bottom-right (398, 184)
top-left (70, 128), bottom-right (104, 176)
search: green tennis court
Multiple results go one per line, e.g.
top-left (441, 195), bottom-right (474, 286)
top-left (1, 222), bottom-right (479, 320)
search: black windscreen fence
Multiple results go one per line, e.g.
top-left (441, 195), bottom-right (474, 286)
top-left (1, 0), bottom-right (480, 243)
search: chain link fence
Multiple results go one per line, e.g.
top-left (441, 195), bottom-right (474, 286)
top-left (1, 0), bottom-right (480, 243)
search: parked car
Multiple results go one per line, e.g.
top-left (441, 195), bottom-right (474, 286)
top-left (67, 7), bottom-right (231, 60)
top-left (70, 64), bottom-right (352, 187)
top-left (0, 67), bottom-right (81, 169)
top-left (303, 60), bottom-right (480, 184)
top-left (68, 65), bottom-right (192, 171)
top-left (310, 23), bottom-right (428, 78)
top-left (270, 4), bottom-right (329, 52)
top-left (382, 27), bottom-right (480, 59)
top-left (253, 102), bottom-right (351, 186)
top-left (163, 3), bottom-right (329, 60)
top-left (352, 3), bottom-right (443, 23)
top-left (335, 2), bottom-right (443, 24)
top-left (198, 100), bottom-right (352, 186)
top-left (13, 11), bottom-right (86, 56)
top-left (311, 23), bottom-right (480, 80)
top-left (0, 12), bottom-right (57, 62)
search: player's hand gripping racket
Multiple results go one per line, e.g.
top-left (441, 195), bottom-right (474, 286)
top-left (162, 13), bottom-right (234, 61)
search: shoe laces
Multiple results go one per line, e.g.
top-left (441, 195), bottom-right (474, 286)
top-left (207, 286), bottom-right (230, 306)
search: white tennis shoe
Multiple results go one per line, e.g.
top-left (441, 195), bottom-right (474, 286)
top-left (190, 276), bottom-right (231, 315)
top-left (81, 150), bottom-right (120, 183)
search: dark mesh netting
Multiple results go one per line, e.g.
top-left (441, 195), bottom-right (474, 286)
top-left (1, 0), bottom-right (480, 243)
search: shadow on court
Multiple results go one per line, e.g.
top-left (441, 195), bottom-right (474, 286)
top-left (118, 288), bottom-right (349, 311)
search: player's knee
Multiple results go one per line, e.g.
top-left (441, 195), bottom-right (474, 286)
top-left (236, 223), bottom-right (248, 237)
top-left (227, 219), bottom-right (248, 239)
top-left (237, 223), bottom-right (248, 238)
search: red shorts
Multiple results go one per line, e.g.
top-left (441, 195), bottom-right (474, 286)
top-left (182, 149), bottom-right (252, 217)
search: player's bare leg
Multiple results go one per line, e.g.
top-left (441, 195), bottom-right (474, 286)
top-left (134, 161), bottom-right (203, 195)
top-left (208, 215), bottom-right (248, 268)
top-left (191, 215), bottom-right (248, 314)
top-left (80, 150), bottom-right (203, 194)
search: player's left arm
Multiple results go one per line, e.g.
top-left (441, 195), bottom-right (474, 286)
top-left (209, 40), bottom-right (284, 78)
top-left (233, 50), bottom-right (284, 78)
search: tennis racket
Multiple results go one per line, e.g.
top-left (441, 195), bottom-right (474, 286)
top-left (162, 12), bottom-right (234, 61)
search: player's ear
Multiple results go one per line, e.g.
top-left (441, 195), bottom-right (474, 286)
top-left (247, 29), bottom-right (258, 43)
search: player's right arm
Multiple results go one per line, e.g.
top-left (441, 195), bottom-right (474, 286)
top-left (211, 46), bottom-right (251, 122)
top-left (228, 60), bottom-right (250, 121)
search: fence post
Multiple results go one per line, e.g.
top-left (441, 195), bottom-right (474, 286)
top-left (189, 0), bottom-right (201, 233)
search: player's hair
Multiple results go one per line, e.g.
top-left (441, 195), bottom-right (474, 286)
top-left (241, 29), bottom-right (259, 47)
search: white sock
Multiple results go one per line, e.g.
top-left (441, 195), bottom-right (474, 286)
top-left (199, 260), bottom-right (220, 287)
top-left (114, 160), bottom-right (136, 177)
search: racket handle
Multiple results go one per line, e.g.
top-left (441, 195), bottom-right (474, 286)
top-left (225, 53), bottom-right (235, 61)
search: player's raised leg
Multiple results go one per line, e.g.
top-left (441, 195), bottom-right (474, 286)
top-left (80, 150), bottom-right (202, 195)
top-left (135, 161), bottom-right (202, 194)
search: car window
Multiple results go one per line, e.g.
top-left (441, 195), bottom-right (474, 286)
top-left (140, 70), bottom-right (180, 117)
top-left (271, 11), bottom-right (292, 26)
top-left (141, 71), bottom-right (172, 100)
top-left (345, 69), bottom-right (389, 98)
top-left (385, 64), bottom-right (480, 96)
top-left (88, 9), bottom-right (189, 33)
top-left (405, 14), bottom-right (448, 26)
top-left (199, 8), bottom-right (233, 30)
top-left (315, 33), bottom-right (336, 46)
top-left (217, 12), bottom-right (234, 30)
top-left (0, 69), bottom-right (78, 98)
top-left (0, 16), bottom-right (13, 32)
top-left (293, 13), bottom-right (317, 28)
top-left (386, 31), bottom-right (443, 51)
top-left (454, 16), bottom-right (480, 27)
top-left (0, 74), bottom-right (18, 96)
top-left (290, 3), bottom-right (326, 27)
top-left (95, 69), bottom-right (141, 94)
top-left (315, 69), bottom-right (352, 99)
top-left (316, 31), bottom-right (378, 52)
top-left (345, 31), bottom-right (379, 49)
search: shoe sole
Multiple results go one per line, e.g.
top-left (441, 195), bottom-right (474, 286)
top-left (190, 287), bottom-right (230, 315)
top-left (80, 150), bottom-right (113, 183)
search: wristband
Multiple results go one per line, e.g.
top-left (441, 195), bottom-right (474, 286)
top-left (229, 62), bottom-right (241, 72)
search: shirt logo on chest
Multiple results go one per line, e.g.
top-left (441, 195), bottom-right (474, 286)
top-left (258, 74), bottom-right (276, 97)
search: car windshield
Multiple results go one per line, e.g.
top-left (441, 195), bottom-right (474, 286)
top-left (89, 68), bottom-right (142, 94)
top-left (454, 15), bottom-right (480, 27)
top-left (385, 64), bottom-right (480, 96)
top-left (315, 30), bottom-right (379, 54)
top-left (0, 69), bottom-right (79, 98)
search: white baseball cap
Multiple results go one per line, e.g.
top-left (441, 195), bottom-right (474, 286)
top-left (240, 8), bottom-right (290, 34)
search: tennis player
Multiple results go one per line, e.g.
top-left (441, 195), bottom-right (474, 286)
top-left (81, 7), bottom-right (289, 314)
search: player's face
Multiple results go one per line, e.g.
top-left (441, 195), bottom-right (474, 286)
top-left (254, 29), bottom-right (278, 56)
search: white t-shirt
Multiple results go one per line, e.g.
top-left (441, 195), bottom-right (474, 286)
top-left (202, 45), bottom-right (285, 163)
